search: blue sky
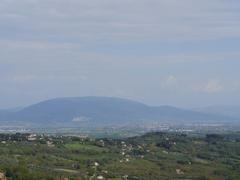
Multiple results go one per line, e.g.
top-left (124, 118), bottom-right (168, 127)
top-left (0, 0), bottom-right (240, 108)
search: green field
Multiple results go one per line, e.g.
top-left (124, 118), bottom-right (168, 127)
top-left (0, 132), bottom-right (239, 179)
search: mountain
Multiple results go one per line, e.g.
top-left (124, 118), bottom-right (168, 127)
top-left (0, 97), bottom-right (239, 127)
top-left (194, 105), bottom-right (240, 119)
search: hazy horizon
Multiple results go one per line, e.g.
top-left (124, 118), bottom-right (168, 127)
top-left (1, 0), bottom-right (240, 109)
top-left (1, 96), bottom-right (240, 111)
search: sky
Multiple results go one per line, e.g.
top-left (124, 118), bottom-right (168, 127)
top-left (1, 0), bottom-right (240, 109)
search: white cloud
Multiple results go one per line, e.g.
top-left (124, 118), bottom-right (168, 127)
top-left (0, 0), bottom-right (240, 43)
top-left (203, 80), bottom-right (223, 93)
top-left (161, 75), bottom-right (178, 88)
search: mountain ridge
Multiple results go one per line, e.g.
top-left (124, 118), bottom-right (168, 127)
top-left (194, 105), bottom-right (240, 119)
top-left (0, 97), bottom-right (239, 127)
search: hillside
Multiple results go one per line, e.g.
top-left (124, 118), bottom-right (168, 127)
top-left (0, 132), bottom-right (240, 179)
top-left (194, 105), bottom-right (240, 119)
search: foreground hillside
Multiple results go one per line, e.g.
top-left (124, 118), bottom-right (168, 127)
top-left (0, 132), bottom-right (239, 179)
top-left (0, 97), bottom-right (238, 127)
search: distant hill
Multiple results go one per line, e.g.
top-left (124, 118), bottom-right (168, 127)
top-left (0, 97), bottom-right (238, 127)
top-left (194, 105), bottom-right (240, 119)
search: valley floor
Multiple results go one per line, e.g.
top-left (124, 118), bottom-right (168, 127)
top-left (0, 132), bottom-right (240, 179)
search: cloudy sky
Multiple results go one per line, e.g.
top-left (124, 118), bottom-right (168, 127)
top-left (1, 0), bottom-right (240, 108)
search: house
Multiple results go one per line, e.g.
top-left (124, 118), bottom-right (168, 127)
top-left (97, 175), bottom-right (104, 179)
top-left (176, 169), bottom-right (184, 175)
top-left (47, 141), bottom-right (55, 147)
top-left (94, 162), bottom-right (99, 166)
top-left (27, 134), bottom-right (37, 141)
top-left (0, 172), bottom-right (6, 180)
